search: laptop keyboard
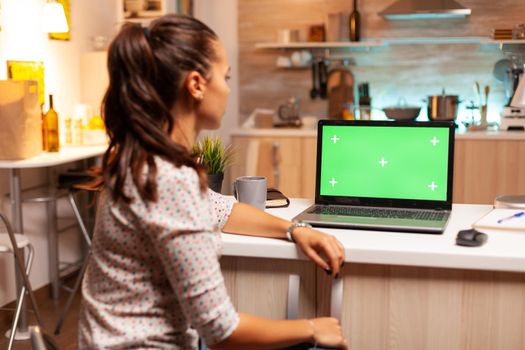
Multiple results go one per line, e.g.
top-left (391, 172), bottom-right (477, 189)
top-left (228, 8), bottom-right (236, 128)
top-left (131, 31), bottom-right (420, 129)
top-left (308, 206), bottom-right (447, 221)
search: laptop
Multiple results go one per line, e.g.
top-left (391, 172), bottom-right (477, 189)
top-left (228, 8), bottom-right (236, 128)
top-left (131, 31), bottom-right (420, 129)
top-left (293, 120), bottom-right (455, 234)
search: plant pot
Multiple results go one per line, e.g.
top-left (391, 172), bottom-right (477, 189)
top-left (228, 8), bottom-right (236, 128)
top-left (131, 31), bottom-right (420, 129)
top-left (207, 173), bottom-right (224, 193)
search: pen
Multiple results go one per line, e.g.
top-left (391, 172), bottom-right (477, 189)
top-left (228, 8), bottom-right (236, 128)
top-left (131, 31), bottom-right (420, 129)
top-left (497, 211), bottom-right (525, 224)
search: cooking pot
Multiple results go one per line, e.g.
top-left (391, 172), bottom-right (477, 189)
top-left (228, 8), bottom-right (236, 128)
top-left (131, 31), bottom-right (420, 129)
top-left (427, 93), bottom-right (461, 121)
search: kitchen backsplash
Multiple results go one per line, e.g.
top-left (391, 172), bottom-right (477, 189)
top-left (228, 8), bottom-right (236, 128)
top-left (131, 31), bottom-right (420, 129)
top-left (239, 0), bottom-right (525, 123)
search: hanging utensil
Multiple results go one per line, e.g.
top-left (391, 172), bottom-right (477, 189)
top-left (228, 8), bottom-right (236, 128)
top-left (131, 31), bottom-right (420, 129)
top-left (327, 66), bottom-right (354, 119)
top-left (310, 61), bottom-right (318, 100)
top-left (318, 60), bottom-right (328, 99)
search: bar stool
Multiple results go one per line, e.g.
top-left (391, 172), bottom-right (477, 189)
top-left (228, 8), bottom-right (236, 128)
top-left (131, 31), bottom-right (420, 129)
top-left (30, 326), bottom-right (60, 350)
top-left (54, 169), bottom-right (102, 335)
top-left (0, 212), bottom-right (44, 350)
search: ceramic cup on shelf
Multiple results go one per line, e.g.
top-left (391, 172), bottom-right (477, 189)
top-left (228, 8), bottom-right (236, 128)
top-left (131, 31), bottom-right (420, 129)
top-left (277, 29), bottom-right (300, 43)
top-left (233, 176), bottom-right (267, 210)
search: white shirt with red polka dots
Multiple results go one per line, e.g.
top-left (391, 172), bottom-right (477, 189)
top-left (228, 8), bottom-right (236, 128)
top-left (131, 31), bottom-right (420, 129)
top-left (79, 158), bottom-right (239, 349)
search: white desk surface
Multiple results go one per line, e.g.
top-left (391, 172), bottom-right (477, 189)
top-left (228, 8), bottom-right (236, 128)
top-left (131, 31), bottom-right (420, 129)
top-left (0, 145), bottom-right (107, 169)
top-left (221, 199), bottom-right (525, 273)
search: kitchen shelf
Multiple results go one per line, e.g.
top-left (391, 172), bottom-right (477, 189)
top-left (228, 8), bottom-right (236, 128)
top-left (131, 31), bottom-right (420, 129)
top-left (483, 39), bottom-right (525, 52)
top-left (255, 40), bottom-right (385, 50)
top-left (385, 36), bottom-right (488, 44)
top-left (255, 38), bottom-right (525, 49)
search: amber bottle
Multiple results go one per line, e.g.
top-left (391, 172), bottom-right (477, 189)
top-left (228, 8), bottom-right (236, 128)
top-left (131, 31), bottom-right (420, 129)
top-left (45, 95), bottom-right (60, 152)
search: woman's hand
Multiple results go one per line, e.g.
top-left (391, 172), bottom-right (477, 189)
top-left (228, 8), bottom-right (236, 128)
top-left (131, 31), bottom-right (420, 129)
top-left (309, 317), bottom-right (348, 350)
top-left (292, 227), bottom-right (345, 278)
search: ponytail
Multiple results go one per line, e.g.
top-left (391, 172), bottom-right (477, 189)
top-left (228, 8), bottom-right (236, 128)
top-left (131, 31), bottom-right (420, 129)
top-left (102, 15), bottom-right (217, 203)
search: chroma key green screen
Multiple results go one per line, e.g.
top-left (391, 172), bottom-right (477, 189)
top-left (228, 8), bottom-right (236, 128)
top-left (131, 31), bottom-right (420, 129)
top-left (319, 125), bottom-right (450, 201)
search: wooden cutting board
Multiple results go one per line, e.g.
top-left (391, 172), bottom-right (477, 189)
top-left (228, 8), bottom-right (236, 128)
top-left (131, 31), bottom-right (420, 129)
top-left (327, 67), bottom-right (355, 119)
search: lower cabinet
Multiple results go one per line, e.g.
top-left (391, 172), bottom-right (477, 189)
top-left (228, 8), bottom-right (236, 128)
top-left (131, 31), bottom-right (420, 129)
top-left (231, 134), bottom-right (525, 204)
top-left (230, 135), bottom-right (316, 199)
top-left (222, 256), bottom-right (525, 350)
top-left (221, 256), bottom-right (316, 319)
top-left (453, 139), bottom-right (525, 204)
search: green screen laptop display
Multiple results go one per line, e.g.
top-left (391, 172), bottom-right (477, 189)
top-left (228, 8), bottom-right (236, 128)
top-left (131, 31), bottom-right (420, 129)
top-left (319, 125), bottom-right (450, 201)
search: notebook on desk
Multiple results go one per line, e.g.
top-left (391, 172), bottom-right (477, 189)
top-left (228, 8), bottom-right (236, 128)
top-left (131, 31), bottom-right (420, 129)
top-left (473, 208), bottom-right (525, 231)
top-left (293, 120), bottom-right (455, 234)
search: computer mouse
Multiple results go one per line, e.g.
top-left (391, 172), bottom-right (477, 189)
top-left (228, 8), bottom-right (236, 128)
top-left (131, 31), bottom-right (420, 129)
top-left (456, 229), bottom-right (488, 247)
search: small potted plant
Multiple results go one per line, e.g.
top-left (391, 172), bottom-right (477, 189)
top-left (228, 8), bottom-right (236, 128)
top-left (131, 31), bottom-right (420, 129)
top-left (193, 136), bottom-right (234, 193)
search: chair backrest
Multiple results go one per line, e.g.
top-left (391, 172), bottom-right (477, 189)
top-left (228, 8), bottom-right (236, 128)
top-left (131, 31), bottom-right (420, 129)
top-left (0, 212), bottom-right (19, 251)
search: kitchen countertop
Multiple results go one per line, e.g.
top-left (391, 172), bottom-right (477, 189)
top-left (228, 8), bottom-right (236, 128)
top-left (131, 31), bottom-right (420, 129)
top-left (221, 198), bottom-right (525, 273)
top-left (231, 127), bottom-right (525, 140)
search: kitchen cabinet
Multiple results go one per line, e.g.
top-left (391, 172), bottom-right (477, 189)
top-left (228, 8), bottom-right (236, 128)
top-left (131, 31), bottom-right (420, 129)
top-left (453, 136), bottom-right (525, 204)
top-left (315, 263), bottom-right (525, 350)
top-left (231, 130), bottom-right (525, 204)
top-left (220, 254), bottom-right (525, 350)
top-left (221, 257), bottom-right (316, 320)
top-left (230, 135), bottom-right (317, 198)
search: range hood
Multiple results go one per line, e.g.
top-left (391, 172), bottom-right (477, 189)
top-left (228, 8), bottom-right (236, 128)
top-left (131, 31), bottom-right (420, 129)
top-left (379, 0), bottom-right (471, 20)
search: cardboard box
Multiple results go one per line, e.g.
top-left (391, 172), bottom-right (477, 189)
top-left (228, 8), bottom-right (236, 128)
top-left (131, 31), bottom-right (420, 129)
top-left (0, 80), bottom-right (43, 159)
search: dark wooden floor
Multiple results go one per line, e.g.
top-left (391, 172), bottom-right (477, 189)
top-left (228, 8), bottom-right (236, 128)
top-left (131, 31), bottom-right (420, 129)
top-left (0, 278), bottom-right (82, 350)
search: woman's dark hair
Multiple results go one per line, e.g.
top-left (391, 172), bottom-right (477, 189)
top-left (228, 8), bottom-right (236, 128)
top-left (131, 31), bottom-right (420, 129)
top-left (102, 14), bottom-right (218, 204)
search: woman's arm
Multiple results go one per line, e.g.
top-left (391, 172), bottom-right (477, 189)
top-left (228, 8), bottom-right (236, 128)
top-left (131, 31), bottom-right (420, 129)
top-left (210, 313), bottom-right (347, 350)
top-left (222, 203), bottom-right (345, 277)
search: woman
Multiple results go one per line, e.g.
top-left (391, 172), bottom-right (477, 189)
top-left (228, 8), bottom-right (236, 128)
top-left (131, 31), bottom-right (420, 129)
top-left (79, 14), bottom-right (347, 350)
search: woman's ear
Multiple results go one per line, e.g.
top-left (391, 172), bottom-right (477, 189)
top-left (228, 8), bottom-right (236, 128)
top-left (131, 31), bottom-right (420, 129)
top-left (185, 71), bottom-right (207, 101)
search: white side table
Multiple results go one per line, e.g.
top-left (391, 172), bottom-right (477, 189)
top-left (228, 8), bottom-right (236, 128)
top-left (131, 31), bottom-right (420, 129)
top-left (0, 145), bottom-right (106, 336)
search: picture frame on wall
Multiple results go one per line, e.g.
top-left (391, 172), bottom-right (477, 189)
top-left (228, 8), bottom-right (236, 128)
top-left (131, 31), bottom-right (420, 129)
top-left (176, 0), bottom-right (193, 16)
top-left (123, 0), bottom-right (165, 21)
top-left (7, 61), bottom-right (45, 105)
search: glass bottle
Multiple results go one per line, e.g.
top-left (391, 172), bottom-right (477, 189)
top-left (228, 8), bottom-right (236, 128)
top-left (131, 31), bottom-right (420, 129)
top-left (45, 94), bottom-right (60, 152)
top-left (41, 103), bottom-right (48, 151)
top-left (73, 117), bottom-right (83, 145)
top-left (349, 0), bottom-right (361, 42)
top-left (64, 117), bottom-right (72, 145)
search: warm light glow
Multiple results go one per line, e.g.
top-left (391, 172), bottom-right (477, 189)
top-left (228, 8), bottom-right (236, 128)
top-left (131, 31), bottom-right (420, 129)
top-left (42, 1), bottom-right (68, 33)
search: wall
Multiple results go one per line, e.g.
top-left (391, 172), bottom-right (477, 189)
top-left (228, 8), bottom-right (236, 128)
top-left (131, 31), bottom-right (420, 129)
top-left (194, 0), bottom-right (239, 143)
top-left (0, 0), bottom-right (116, 306)
top-left (0, 0), bottom-right (241, 306)
top-left (238, 0), bottom-right (525, 123)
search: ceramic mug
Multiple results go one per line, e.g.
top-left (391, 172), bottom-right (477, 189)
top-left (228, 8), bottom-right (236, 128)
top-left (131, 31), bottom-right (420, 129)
top-left (233, 176), bottom-right (267, 210)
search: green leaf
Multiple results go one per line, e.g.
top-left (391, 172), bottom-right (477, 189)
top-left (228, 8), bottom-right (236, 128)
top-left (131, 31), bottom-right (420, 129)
top-left (193, 136), bottom-right (235, 175)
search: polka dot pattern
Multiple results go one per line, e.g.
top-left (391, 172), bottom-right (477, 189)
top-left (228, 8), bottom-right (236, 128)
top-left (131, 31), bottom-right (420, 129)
top-left (78, 158), bottom-right (239, 349)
